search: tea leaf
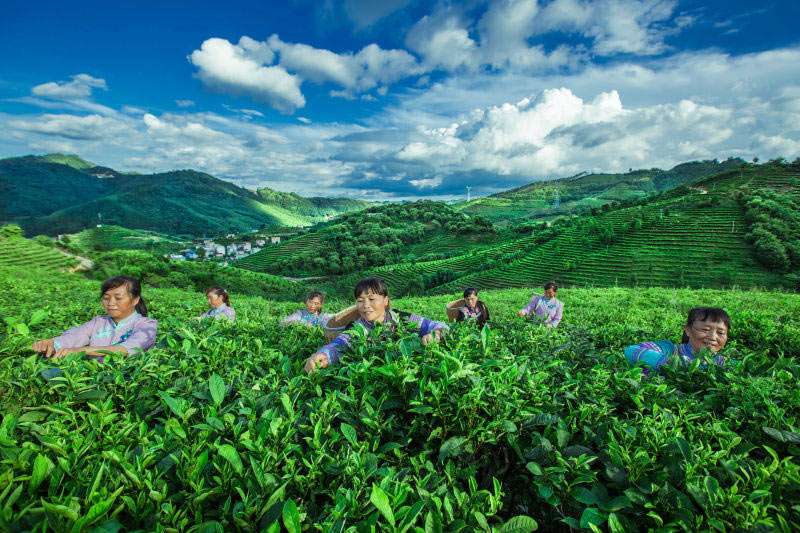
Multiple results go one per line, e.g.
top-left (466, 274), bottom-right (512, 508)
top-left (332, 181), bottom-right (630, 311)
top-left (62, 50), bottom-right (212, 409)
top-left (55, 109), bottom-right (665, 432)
top-left (282, 499), bottom-right (301, 533)
top-left (209, 373), bottom-right (225, 405)
top-left (341, 423), bottom-right (357, 447)
top-left (215, 444), bottom-right (243, 474)
top-left (500, 515), bottom-right (538, 532)
top-left (370, 484), bottom-right (395, 526)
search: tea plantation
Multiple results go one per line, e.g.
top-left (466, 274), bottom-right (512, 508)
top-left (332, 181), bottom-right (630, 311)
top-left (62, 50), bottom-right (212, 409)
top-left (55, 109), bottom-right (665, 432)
top-left (1, 264), bottom-right (799, 531)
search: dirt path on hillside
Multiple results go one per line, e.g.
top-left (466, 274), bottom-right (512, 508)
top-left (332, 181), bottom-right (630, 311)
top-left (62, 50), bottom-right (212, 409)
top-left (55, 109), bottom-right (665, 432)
top-left (56, 248), bottom-right (94, 272)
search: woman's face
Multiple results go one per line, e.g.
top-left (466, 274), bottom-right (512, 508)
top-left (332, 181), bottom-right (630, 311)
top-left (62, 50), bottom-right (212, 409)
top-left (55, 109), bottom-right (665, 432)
top-left (543, 287), bottom-right (556, 300)
top-left (356, 290), bottom-right (389, 322)
top-left (684, 317), bottom-right (729, 353)
top-left (103, 285), bottom-right (138, 321)
top-left (207, 291), bottom-right (224, 308)
top-left (306, 296), bottom-right (322, 314)
top-left (464, 293), bottom-right (478, 307)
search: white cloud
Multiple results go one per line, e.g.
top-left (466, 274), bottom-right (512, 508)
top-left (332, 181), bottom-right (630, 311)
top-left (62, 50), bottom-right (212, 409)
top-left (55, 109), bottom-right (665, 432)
top-left (8, 114), bottom-right (130, 140)
top-left (297, 117), bottom-right (311, 124)
top-left (31, 74), bottom-right (107, 100)
top-left (409, 176), bottom-right (443, 189)
top-left (268, 35), bottom-right (421, 95)
top-left (189, 37), bottom-right (305, 113)
top-left (406, 6), bottom-right (478, 71)
top-left (536, 0), bottom-right (683, 56)
top-left (175, 99), bottom-right (195, 108)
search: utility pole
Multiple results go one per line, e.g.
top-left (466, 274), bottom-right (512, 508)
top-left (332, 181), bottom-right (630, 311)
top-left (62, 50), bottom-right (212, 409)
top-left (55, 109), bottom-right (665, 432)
top-left (732, 220), bottom-right (735, 233)
top-left (553, 187), bottom-right (560, 208)
top-left (660, 208), bottom-right (663, 219)
top-left (466, 186), bottom-right (472, 203)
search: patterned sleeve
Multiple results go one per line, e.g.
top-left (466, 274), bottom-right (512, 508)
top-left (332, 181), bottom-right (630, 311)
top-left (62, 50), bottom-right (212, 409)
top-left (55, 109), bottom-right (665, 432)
top-left (547, 302), bottom-right (563, 327)
top-left (281, 310), bottom-right (302, 324)
top-left (317, 332), bottom-right (353, 364)
top-left (520, 296), bottom-right (538, 316)
top-left (408, 313), bottom-right (450, 336)
top-left (53, 317), bottom-right (99, 350)
top-left (624, 340), bottom-right (674, 370)
top-left (219, 307), bottom-right (235, 321)
top-left (119, 318), bottom-right (158, 354)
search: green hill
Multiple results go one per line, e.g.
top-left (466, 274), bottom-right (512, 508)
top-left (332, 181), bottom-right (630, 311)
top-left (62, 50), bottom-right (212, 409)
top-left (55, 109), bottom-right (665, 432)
top-left (456, 158), bottom-right (745, 225)
top-left (70, 225), bottom-right (185, 253)
top-left (0, 154), bottom-right (371, 236)
top-left (381, 162), bottom-right (800, 293)
top-left (235, 201), bottom-right (495, 277)
top-left (0, 235), bottom-right (79, 271)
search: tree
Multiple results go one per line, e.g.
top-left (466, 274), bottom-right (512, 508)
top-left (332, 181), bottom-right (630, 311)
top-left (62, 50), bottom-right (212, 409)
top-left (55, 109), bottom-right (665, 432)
top-left (0, 223), bottom-right (24, 238)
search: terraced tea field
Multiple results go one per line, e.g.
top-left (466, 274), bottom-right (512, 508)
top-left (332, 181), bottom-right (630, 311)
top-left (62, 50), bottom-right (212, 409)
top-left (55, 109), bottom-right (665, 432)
top-left (70, 225), bottom-right (184, 252)
top-left (0, 237), bottom-right (78, 271)
top-left (1, 265), bottom-right (799, 531)
top-left (235, 233), bottom-right (322, 273)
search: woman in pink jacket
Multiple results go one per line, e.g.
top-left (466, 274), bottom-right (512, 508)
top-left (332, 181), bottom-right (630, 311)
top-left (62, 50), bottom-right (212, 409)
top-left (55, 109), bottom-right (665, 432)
top-left (31, 276), bottom-right (158, 362)
top-left (518, 281), bottom-right (563, 328)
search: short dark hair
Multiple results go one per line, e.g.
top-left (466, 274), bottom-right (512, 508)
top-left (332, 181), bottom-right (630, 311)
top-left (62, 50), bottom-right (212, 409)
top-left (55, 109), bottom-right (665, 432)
top-left (306, 290), bottom-right (324, 303)
top-left (543, 281), bottom-right (558, 291)
top-left (354, 277), bottom-right (389, 299)
top-left (681, 307), bottom-right (731, 343)
top-left (463, 287), bottom-right (478, 298)
top-left (101, 276), bottom-right (148, 316)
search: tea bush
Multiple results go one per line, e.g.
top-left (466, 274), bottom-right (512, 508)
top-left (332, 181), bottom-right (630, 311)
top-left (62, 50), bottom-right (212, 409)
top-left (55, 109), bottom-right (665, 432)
top-left (1, 266), bottom-right (799, 531)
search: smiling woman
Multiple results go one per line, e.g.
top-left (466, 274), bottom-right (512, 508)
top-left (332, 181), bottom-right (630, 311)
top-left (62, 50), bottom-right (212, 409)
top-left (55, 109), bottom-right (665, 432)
top-left (304, 277), bottom-right (449, 373)
top-left (624, 306), bottom-right (731, 373)
top-left (30, 275), bottom-right (158, 362)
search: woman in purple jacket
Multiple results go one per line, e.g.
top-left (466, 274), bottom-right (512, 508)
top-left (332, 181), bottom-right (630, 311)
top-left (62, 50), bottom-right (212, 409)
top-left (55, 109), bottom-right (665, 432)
top-left (31, 276), bottom-right (158, 362)
top-left (518, 281), bottom-right (563, 328)
top-left (197, 286), bottom-right (235, 322)
top-left (304, 277), bottom-right (449, 373)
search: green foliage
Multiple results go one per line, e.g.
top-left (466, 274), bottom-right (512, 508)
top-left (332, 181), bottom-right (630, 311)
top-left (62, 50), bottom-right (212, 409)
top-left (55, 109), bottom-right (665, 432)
top-left (744, 189), bottom-right (800, 273)
top-left (457, 158), bottom-right (745, 225)
top-left (238, 201), bottom-right (496, 277)
top-left (1, 268), bottom-right (800, 531)
top-left (90, 249), bottom-right (301, 300)
top-left (0, 224), bottom-right (24, 238)
top-left (1, 156), bottom-right (369, 237)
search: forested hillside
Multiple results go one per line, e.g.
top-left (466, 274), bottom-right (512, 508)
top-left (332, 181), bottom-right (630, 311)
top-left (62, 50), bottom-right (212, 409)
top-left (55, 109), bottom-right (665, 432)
top-left (0, 154), bottom-right (369, 236)
top-left (236, 201), bottom-right (495, 277)
top-left (456, 158), bottom-right (745, 225)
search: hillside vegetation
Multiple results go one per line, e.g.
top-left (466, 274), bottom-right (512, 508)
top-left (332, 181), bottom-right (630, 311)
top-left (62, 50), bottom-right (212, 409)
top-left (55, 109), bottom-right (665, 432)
top-left (1, 265), bottom-right (799, 531)
top-left (0, 154), bottom-right (369, 236)
top-left (237, 201), bottom-right (495, 277)
top-left (456, 158), bottom-right (745, 225)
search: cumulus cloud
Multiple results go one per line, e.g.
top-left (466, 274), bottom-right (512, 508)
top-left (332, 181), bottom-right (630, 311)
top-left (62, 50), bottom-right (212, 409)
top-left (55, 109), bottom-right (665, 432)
top-left (189, 37), bottom-right (305, 113)
top-left (31, 74), bottom-right (107, 100)
top-left (405, 6), bottom-right (478, 71)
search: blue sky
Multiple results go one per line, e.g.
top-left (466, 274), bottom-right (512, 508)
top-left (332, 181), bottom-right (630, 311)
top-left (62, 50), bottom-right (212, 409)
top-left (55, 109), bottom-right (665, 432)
top-left (1, 0), bottom-right (799, 200)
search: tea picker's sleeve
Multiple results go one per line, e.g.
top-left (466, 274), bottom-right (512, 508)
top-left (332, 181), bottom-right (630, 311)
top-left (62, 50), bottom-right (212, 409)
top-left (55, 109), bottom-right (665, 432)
top-left (624, 340), bottom-right (673, 370)
top-left (408, 313), bottom-right (450, 336)
top-left (281, 310), bottom-right (301, 324)
top-left (520, 296), bottom-right (539, 316)
top-left (317, 332), bottom-right (353, 364)
top-left (119, 318), bottom-right (158, 354)
top-left (219, 307), bottom-right (235, 321)
top-left (52, 317), bottom-right (100, 350)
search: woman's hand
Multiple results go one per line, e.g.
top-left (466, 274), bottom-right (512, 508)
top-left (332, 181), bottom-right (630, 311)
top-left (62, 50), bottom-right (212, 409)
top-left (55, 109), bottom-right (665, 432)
top-left (517, 310), bottom-right (526, 317)
top-left (546, 324), bottom-right (554, 328)
top-left (32, 338), bottom-right (55, 357)
top-left (305, 353), bottom-right (330, 373)
top-left (421, 329), bottom-right (444, 345)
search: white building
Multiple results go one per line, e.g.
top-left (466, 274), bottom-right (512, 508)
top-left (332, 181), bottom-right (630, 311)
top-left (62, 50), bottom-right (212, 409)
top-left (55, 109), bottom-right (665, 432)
top-left (271, 236), bottom-right (281, 244)
top-left (243, 242), bottom-right (251, 251)
top-left (256, 239), bottom-right (266, 246)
